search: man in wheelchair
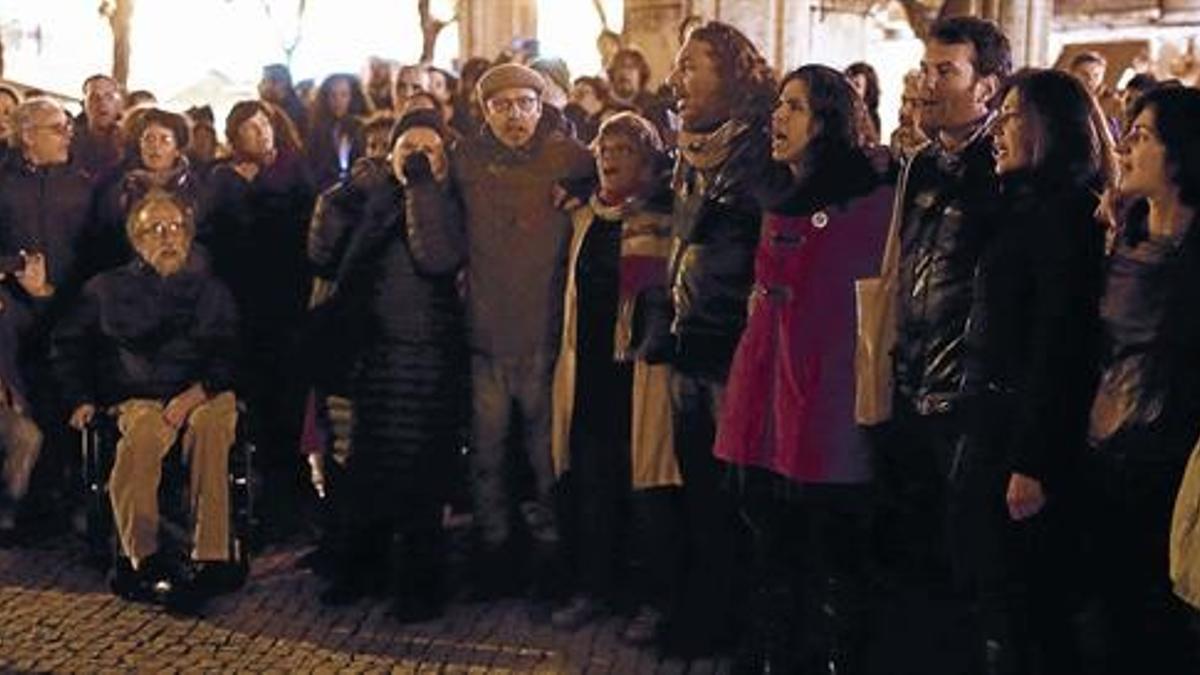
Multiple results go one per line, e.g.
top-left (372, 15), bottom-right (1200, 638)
top-left (53, 190), bottom-right (240, 607)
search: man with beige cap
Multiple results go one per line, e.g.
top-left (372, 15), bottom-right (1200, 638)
top-left (410, 63), bottom-right (593, 600)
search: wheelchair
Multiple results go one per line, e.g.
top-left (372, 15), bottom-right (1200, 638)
top-left (79, 401), bottom-right (257, 592)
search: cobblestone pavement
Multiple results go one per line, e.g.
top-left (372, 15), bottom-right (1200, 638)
top-left (0, 538), bottom-right (732, 673)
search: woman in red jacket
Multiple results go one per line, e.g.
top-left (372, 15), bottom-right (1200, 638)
top-left (713, 64), bottom-right (893, 674)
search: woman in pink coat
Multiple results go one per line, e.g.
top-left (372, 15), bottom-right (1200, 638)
top-left (713, 65), bottom-right (893, 674)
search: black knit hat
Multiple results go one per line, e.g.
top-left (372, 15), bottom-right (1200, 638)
top-left (388, 108), bottom-right (446, 148)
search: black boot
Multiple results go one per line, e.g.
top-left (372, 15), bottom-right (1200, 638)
top-left (388, 529), bottom-right (446, 623)
top-left (734, 583), bottom-right (797, 675)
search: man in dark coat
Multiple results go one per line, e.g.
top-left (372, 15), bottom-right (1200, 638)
top-left (414, 63), bottom-right (594, 599)
top-left (54, 191), bottom-right (239, 603)
top-left (883, 16), bottom-right (1012, 672)
top-left (71, 74), bottom-right (125, 182)
top-left (0, 97), bottom-right (99, 532)
top-left (660, 21), bottom-right (774, 656)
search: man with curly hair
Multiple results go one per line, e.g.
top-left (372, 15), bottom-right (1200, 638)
top-left (659, 20), bottom-right (775, 657)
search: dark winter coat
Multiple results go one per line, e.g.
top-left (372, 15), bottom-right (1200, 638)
top-left (307, 157), bottom-right (390, 281)
top-left (52, 255), bottom-right (238, 409)
top-left (668, 118), bottom-right (770, 373)
top-left (325, 175), bottom-right (467, 489)
top-left (204, 150), bottom-right (316, 336)
top-left (70, 115), bottom-right (122, 182)
top-left (962, 172), bottom-right (1105, 488)
top-left (0, 155), bottom-right (97, 299)
top-left (894, 122), bottom-right (1001, 415)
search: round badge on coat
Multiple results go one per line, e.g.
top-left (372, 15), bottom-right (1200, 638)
top-left (812, 211), bottom-right (829, 229)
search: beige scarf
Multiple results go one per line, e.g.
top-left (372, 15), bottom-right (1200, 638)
top-left (677, 118), bottom-right (751, 171)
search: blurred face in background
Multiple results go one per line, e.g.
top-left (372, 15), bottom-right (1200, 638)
top-left (259, 76), bottom-right (289, 104)
top-left (1071, 61), bottom-right (1106, 96)
top-left (610, 57), bottom-right (644, 100)
top-left (139, 122), bottom-right (181, 172)
top-left (189, 124), bottom-right (218, 163)
top-left (427, 70), bottom-right (452, 105)
top-left (365, 129), bottom-right (391, 160)
top-left (235, 110), bottom-right (275, 163)
top-left (571, 82), bottom-right (604, 116)
top-left (328, 78), bottom-right (353, 119)
top-left (21, 105), bottom-right (73, 166)
top-left (84, 77), bottom-right (123, 131)
top-left (393, 66), bottom-right (430, 114)
top-left (0, 92), bottom-right (19, 142)
top-left (484, 86), bottom-right (542, 149)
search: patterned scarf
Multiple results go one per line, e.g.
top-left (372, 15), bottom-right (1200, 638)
top-left (677, 118), bottom-right (751, 171)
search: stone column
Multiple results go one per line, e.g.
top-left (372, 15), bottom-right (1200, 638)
top-left (460, 0), bottom-right (538, 61)
top-left (623, 0), bottom-right (685, 87)
top-left (998, 0), bottom-right (1052, 67)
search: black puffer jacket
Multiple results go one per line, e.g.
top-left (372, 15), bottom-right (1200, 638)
top-left (962, 173), bottom-right (1105, 486)
top-left (307, 157), bottom-right (391, 280)
top-left (337, 176), bottom-right (465, 345)
top-left (894, 125), bottom-right (1001, 414)
top-left (668, 118), bottom-right (770, 372)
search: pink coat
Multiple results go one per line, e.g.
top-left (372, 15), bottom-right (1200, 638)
top-left (714, 184), bottom-right (893, 484)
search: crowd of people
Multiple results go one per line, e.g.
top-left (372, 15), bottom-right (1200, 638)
top-left (1, 13), bottom-right (1199, 675)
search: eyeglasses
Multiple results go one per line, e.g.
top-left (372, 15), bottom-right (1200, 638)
top-left (33, 121), bottom-right (73, 137)
top-left (133, 220), bottom-right (186, 239)
top-left (486, 96), bottom-right (539, 115)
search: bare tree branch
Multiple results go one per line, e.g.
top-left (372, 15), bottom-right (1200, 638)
top-left (592, 0), bottom-right (610, 31)
top-left (897, 0), bottom-right (934, 41)
top-left (418, 0), bottom-right (460, 64)
top-left (99, 0), bottom-right (134, 87)
top-left (258, 0), bottom-right (308, 68)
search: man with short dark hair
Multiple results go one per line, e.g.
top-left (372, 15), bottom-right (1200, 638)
top-left (71, 74), bottom-right (125, 180)
top-left (883, 15), bottom-right (1014, 673)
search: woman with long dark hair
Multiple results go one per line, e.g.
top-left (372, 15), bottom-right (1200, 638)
top-left (713, 64), bottom-right (893, 674)
top-left (1087, 84), bottom-right (1200, 674)
top-left (844, 62), bottom-right (881, 144)
top-left (961, 68), bottom-right (1112, 674)
top-left (307, 73), bottom-right (370, 191)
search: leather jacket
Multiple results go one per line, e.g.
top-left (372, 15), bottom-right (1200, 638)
top-left (894, 119), bottom-right (1000, 415)
top-left (668, 119), bottom-right (769, 371)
